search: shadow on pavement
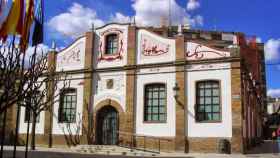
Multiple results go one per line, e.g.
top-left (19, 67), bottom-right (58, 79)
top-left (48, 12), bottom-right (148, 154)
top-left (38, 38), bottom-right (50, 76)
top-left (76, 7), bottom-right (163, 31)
top-left (246, 140), bottom-right (280, 155)
top-left (4, 150), bottom-right (195, 158)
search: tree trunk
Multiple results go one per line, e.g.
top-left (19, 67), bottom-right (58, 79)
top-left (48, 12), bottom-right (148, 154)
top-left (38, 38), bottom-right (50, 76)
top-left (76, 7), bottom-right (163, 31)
top-left (25, 113), bottom-right (31, 158)
top-left (13, 105), bottom-right (21, 158)
top-left (0, 109), bottom-right (7, 158)
top-left (31, 112), bottom-right (37, 150)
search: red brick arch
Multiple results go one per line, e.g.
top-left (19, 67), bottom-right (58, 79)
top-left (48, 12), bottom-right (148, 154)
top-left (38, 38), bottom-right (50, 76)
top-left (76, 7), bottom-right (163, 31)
top-left (94, 99), bottom-right (124, 114)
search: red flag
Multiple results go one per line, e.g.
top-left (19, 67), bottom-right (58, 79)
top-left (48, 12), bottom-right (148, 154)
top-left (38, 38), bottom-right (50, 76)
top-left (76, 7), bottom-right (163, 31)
top-left (20, 0), bottom-right (34, 50)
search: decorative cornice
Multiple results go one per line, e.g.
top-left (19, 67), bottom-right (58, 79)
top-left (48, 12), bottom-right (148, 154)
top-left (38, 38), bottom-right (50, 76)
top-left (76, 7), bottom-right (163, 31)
top-left (95, 23), bottom-right (131, 30)
top-left (49, 57), bottom-right (240, 76)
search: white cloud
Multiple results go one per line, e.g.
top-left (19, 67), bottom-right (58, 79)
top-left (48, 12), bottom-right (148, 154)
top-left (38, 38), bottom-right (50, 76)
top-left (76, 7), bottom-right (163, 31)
top-left (189, 15), bottom-right (204, 26)
top-left (22, 44), bottom-right (50, 67)
top-left (256, 37), bottom-right (262, 43)
top-left (187, 0), bottom-right (200, 11)
top-left (110, 12), bottom-right (132, 23)
top-left (25, 44), bottom-right (49, 58)
top-left (132, 0), bottom-right (203, 27)
top-left (264, 39), bottom-right (280, 61)
top-left (48, 1), bottom-right (204, 39)
top-left (268, 89), bottom-right (280, 98)
top-left (48, 3), bottom-right (105, 38)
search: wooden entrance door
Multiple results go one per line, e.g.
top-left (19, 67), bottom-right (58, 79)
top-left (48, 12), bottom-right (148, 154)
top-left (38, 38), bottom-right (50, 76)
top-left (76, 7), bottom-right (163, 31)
top-left (97, 106), bottom-right (118, 145)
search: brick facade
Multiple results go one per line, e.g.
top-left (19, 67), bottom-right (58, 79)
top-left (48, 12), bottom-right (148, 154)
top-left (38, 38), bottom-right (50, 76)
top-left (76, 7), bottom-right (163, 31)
top-left (230, 61), bottom-right (244, 153)
top-left (44, 50), bottom-right (57, 147)
top-left (123, 26), bottom-right (137, 145)
top-left (175, 35), bottom-right (186, 152)
top-left (188, 137), bottom-right (230, 153)
top-left (81, 31), bottom-right (95, 144)
top-left (4, 24), bottom-right (266, 154)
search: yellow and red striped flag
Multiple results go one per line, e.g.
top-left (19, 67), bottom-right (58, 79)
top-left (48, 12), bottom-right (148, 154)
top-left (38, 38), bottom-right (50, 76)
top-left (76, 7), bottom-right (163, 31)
top-left (20, 0), bottom-right (34, 50)
top-left (0, 0), bottom-right (24, 42)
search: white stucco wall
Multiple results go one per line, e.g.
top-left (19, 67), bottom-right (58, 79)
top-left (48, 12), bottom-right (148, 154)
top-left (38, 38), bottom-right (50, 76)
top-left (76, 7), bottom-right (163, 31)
top-left (93, 71), bottom-right (126, 111)
top-left (52, 74), bottom-right (84, 135)
top-left (137, 29), bottom-right (176, 65)
top-left (19, 107), bottom-right (45, 134)
top-left (19, 79), bottom-right (46, 134)
top-left (186, 63), bottom-right (232, 138)
top-left (135, 66), bottom-right (176, 137)
top-left (56, 37), bottom-right (86, 71)
top-left (185, 42), bottom-right (231, 61)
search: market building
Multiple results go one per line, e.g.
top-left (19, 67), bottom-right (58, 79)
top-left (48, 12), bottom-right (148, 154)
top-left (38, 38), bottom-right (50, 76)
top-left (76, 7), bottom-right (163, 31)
top-left (9, 23), bottom-right (267, 153)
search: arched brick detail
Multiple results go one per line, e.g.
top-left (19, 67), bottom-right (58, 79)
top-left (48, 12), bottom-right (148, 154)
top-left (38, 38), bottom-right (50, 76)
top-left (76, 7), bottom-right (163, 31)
top-left (94, 99), bottom-right (124, 114)
top-left (93, 99), bottom-right (125, 144)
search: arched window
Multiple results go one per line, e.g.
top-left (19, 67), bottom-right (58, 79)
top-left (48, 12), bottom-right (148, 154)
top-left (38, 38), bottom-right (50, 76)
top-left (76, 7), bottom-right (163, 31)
top-left (195, 80), bottom-right (221, 122)
top-left (105, 34), bottom-right (118, 55)
top-left (144, 83), bottom-right (166, 122)
top-left (58, 88), bottom-right (77, 123)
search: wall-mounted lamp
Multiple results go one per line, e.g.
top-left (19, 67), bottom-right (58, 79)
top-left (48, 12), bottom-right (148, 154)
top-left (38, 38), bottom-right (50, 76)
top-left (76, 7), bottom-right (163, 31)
top-left (173, 82), bottom-right (180, 99)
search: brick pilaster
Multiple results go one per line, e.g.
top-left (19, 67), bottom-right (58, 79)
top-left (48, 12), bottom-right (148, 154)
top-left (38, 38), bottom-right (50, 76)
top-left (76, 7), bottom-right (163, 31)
top-left (124, 26), bottom-right (137, 145)
top-left (81, 32), bottom-right (94, 144)
top-left (231, 61), bottom-right (244, 153)
top-left (175, 36), bottom-right (186, 152)
top-left (45, 50), bottom-right (57, 147)
top-left (127, 26), bottom-right (136, 66)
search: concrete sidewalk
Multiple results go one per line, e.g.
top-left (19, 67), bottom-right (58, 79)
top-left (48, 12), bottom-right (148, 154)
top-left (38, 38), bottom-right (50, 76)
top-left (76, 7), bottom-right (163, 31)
top-left (3, 145), bottom-right (280, 158)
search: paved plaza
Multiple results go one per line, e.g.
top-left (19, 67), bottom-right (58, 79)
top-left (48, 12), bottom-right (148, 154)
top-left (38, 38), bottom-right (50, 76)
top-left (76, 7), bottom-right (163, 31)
top-left (2, 140), bottom-right (280, 158)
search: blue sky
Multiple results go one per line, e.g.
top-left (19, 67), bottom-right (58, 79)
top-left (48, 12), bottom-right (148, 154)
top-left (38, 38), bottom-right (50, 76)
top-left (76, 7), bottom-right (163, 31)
top-left (39, 0), bottom-right (280, 96)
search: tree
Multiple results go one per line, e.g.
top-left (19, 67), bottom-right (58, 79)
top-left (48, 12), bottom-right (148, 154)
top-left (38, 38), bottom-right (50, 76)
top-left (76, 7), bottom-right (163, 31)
top-left (0, 39), bottom-right (43, 158)
top-left (20, 47), bottom-right (69, 150)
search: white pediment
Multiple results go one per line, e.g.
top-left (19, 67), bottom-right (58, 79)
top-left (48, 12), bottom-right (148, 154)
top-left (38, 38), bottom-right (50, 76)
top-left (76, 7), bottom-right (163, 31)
top-left (185, 42), bottom-right (230, 60)
top-left (56, 37), bottom-right (86, 71)
top-left (137, 29), bottom-right (175, 64)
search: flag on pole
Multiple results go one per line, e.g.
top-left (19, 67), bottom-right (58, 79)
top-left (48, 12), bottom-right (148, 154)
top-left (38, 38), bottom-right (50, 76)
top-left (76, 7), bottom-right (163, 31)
top-left (0, 0), bottom-right (8, 16)
top-left (0, 0), bottom-right (24, 42)
top-left (20, 0), bottom-right (34, 50)
top-left (32, 0), bottom-right (44, 46)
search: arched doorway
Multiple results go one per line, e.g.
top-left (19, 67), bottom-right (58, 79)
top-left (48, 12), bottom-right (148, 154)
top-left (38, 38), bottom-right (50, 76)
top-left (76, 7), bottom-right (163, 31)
top-left (96, 106), bottom-right (119, 145)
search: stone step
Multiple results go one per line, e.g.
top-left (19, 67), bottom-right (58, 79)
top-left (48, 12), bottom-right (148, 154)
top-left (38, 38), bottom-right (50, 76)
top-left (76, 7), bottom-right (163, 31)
top-left (77, 149), bottom-right (156, 156)
top-left (74, 145), bottom-right (158, 156)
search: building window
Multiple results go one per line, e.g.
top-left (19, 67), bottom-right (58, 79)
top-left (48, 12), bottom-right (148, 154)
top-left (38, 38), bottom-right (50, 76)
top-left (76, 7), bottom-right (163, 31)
top-left (105, 34), bottom-right (118, 55)
top-left (144, 84), bottom-right (166, 122)
top-left (195, 80), bottom-right (221, 122)
top-left (24, 93), bottom-right (41, 123)
top-left (24, 108), bottom-right (39, 123)
top-left (58, 88), bottom-right (77, 123)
